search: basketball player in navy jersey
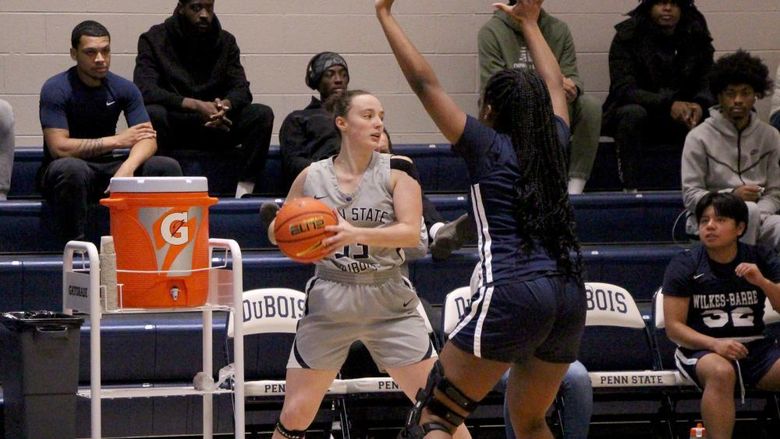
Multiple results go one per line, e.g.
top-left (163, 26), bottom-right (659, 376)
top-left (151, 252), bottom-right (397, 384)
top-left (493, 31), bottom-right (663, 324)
top-left (663, 192), bottom-right (780, 439)
top-left (377, 1), bottom-right (585, 438)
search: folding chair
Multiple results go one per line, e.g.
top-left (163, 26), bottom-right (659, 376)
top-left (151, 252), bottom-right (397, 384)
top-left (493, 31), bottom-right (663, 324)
top-left (580, 282), bottom-right (683, 438)
top-left (226, 288), bottom-right (349, 438)
top-left (441, 286), bottom-right (472, 336)
top-left (765, 297), bottom-right (780, 334)
top-left (651, 287), bottom-right (687, 372)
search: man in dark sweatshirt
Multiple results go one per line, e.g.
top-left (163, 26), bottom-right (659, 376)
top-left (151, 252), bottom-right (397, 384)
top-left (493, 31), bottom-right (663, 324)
top-left (602, 0), bottom-right (714, 191)
top-left (279, 51), bottom-right (347, 191)
top-left (134, 0), bottom-right (274, 197)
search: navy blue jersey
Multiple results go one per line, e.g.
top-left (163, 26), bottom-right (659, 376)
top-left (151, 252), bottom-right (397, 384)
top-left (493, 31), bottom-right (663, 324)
top-left (663, 243), bottom-right (780, 339)
top-left (39, 67), bottom-right (149, 165)
top-left (453, 115), bottom-right (570, 287)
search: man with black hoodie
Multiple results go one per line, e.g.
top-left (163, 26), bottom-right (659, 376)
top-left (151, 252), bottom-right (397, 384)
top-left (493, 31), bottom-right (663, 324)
top-left (134, 0), bottom-right (274, 198)
top-left (602, 0), bottom-right (714, 191)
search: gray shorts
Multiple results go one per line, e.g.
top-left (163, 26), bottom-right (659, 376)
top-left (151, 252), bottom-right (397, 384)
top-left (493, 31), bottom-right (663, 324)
top-left (287, 272), bottom-right (437, 371)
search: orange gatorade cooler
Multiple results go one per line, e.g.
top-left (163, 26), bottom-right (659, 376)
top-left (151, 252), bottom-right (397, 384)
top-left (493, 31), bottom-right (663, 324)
top-left (100, 177), bottom-right (217, 308)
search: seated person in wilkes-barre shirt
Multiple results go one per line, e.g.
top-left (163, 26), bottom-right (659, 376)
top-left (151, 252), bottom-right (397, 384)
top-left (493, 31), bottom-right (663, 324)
top-left (662, 192), bottom-right (780, 439)
top-left (38, 20), bottom-right (181, 244)
top-left (270, 51), bottom-right (475, 260)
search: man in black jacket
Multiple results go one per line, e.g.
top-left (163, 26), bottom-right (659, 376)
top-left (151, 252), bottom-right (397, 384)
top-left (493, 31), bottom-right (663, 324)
top-left (279, 52), bottom-right (347, 190)
top-left (134, 0), bottom-right (274, 197)
top-left (602, 0), bottom-right (714, 191)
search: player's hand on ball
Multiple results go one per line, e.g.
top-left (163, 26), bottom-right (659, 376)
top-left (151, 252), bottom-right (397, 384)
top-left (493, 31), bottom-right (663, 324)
top-left (323, 213), bottom-right (358, 254)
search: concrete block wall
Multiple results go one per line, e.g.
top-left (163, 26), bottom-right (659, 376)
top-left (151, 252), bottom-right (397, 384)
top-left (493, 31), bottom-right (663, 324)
top-left (1, 0), bottom-right (778, 147)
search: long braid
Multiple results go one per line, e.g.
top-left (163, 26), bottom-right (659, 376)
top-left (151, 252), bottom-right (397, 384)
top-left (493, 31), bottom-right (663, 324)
top-left (484, 69), bottom-right (583, 281)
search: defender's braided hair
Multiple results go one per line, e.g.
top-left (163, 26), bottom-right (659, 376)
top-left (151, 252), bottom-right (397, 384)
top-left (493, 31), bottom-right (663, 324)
top-left (483, 68), bottom-right (582, 280)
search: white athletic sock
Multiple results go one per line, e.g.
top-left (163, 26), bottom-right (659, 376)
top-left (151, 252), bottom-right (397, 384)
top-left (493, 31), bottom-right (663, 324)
top-left (567, 177), bottom-right (587, 195)
top-left (235, 181), bottom-right (255, 198)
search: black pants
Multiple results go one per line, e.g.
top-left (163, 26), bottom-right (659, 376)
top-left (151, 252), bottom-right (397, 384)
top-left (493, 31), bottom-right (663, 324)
top-left (603, 104), bottom-right (689, 189)
top-left (40, 156), bottom-right (182, 242)
top-left (147, 103), bottom-right (274, 183)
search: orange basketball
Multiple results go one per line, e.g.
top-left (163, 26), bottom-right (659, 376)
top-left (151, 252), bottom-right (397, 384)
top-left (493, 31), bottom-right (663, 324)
top-left (274, 197), bottom-right (338, 263)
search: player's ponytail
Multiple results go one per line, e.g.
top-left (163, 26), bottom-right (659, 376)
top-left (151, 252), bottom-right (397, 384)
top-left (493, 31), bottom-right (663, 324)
top-left (483, 69), bottom-right (582, 280)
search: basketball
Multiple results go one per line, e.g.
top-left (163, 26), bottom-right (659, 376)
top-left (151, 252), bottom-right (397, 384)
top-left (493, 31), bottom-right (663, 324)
top-left (274, 197), bottom-right (338, 263)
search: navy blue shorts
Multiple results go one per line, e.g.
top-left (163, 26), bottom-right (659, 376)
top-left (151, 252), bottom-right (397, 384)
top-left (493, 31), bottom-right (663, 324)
top-left (675, 337), bottom-right (780, 388)
top-left (449, 275), bottom-right (586, 363)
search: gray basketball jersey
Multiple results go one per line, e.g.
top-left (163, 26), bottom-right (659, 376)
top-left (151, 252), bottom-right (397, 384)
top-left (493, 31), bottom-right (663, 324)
top-left (303, 152), bottom-right (406, 276)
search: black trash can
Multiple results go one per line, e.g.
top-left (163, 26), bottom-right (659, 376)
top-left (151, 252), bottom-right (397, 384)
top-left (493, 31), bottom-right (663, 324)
top-left (0, 311), bottom-right (83, 439)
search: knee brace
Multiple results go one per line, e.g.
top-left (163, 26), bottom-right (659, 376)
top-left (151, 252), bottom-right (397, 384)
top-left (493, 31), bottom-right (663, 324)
top-left (398, 361), bottom-right (479, 438)
top-left (276, 419), bottom-right (306, 439)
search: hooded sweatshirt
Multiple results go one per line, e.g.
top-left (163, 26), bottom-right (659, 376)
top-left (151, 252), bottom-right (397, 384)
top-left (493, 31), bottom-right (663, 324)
top-left (477, 9), bottom-right (582, 93)
top-left (134, 13), bottom-right (252, 110)
top-left (682, 107), bottom-right (780, 215)
top-left (602, 5), bottom-right (714, 120)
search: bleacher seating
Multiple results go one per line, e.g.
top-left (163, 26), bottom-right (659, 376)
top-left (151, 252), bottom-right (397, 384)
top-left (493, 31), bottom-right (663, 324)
top-left (586, 139), bottom-right (683, 192)
top-left (0, 193), bottom-right (686, 253)
top-left (6, 145), bottom-right (469, 199)
top-left (0, 141), bottom-right (717, 438)
top-left (7, 139), bottom-right (682, 199)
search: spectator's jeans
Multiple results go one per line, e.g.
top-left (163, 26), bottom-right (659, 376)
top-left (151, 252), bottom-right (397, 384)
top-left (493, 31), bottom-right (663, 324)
top-left (603, 104), bottom-right (689, 189)
top-left (498, 360), bottom-right (593, 439)
top-left (0, 99), bottom-right (14, 199)
top-left (40, 156), bottom-right (182, 243)
top-left (147, 103), bottom-right (274, 184)
top-left (742, 202), bottom-right (780, 252)
top-left (771, 111), bottom-right (780, 132)
top-left (568, 94), bottom-right (602, 181)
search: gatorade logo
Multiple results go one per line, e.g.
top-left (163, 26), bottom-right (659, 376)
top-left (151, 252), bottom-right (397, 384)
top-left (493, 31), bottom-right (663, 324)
top-left (147, 207), bottom-right (201, 275)
top-left (161, 212), bottom-right (190, 246)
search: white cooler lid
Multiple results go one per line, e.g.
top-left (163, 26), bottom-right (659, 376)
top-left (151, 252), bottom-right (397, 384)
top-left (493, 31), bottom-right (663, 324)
top-left (108, 177), bottom-right (208, 193)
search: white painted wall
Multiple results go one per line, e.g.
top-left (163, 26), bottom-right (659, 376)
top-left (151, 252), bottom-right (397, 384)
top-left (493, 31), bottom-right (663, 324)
top-left (1, 0), bottom-right (778, 146)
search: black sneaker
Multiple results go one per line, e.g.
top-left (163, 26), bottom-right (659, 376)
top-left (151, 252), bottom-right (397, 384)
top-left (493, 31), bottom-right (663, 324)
top-left (260, 201), bottom-right (280, 231)
top-left (430, 213), bottom-right (473, 261)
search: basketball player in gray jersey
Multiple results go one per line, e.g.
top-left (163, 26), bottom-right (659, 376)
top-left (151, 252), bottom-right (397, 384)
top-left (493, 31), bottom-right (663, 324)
top-left (304, 152), bottom-right (406, 275)
top-left (267, 90), bottom-right (470, 439)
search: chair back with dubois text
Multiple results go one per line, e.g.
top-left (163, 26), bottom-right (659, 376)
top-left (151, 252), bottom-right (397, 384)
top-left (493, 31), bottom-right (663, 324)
top-left (442, 286), bottom-right (473, 337)
top-left (580, 282), bottom-right (685, 389)
top-left (226, 288), bottom-right (348, 436)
